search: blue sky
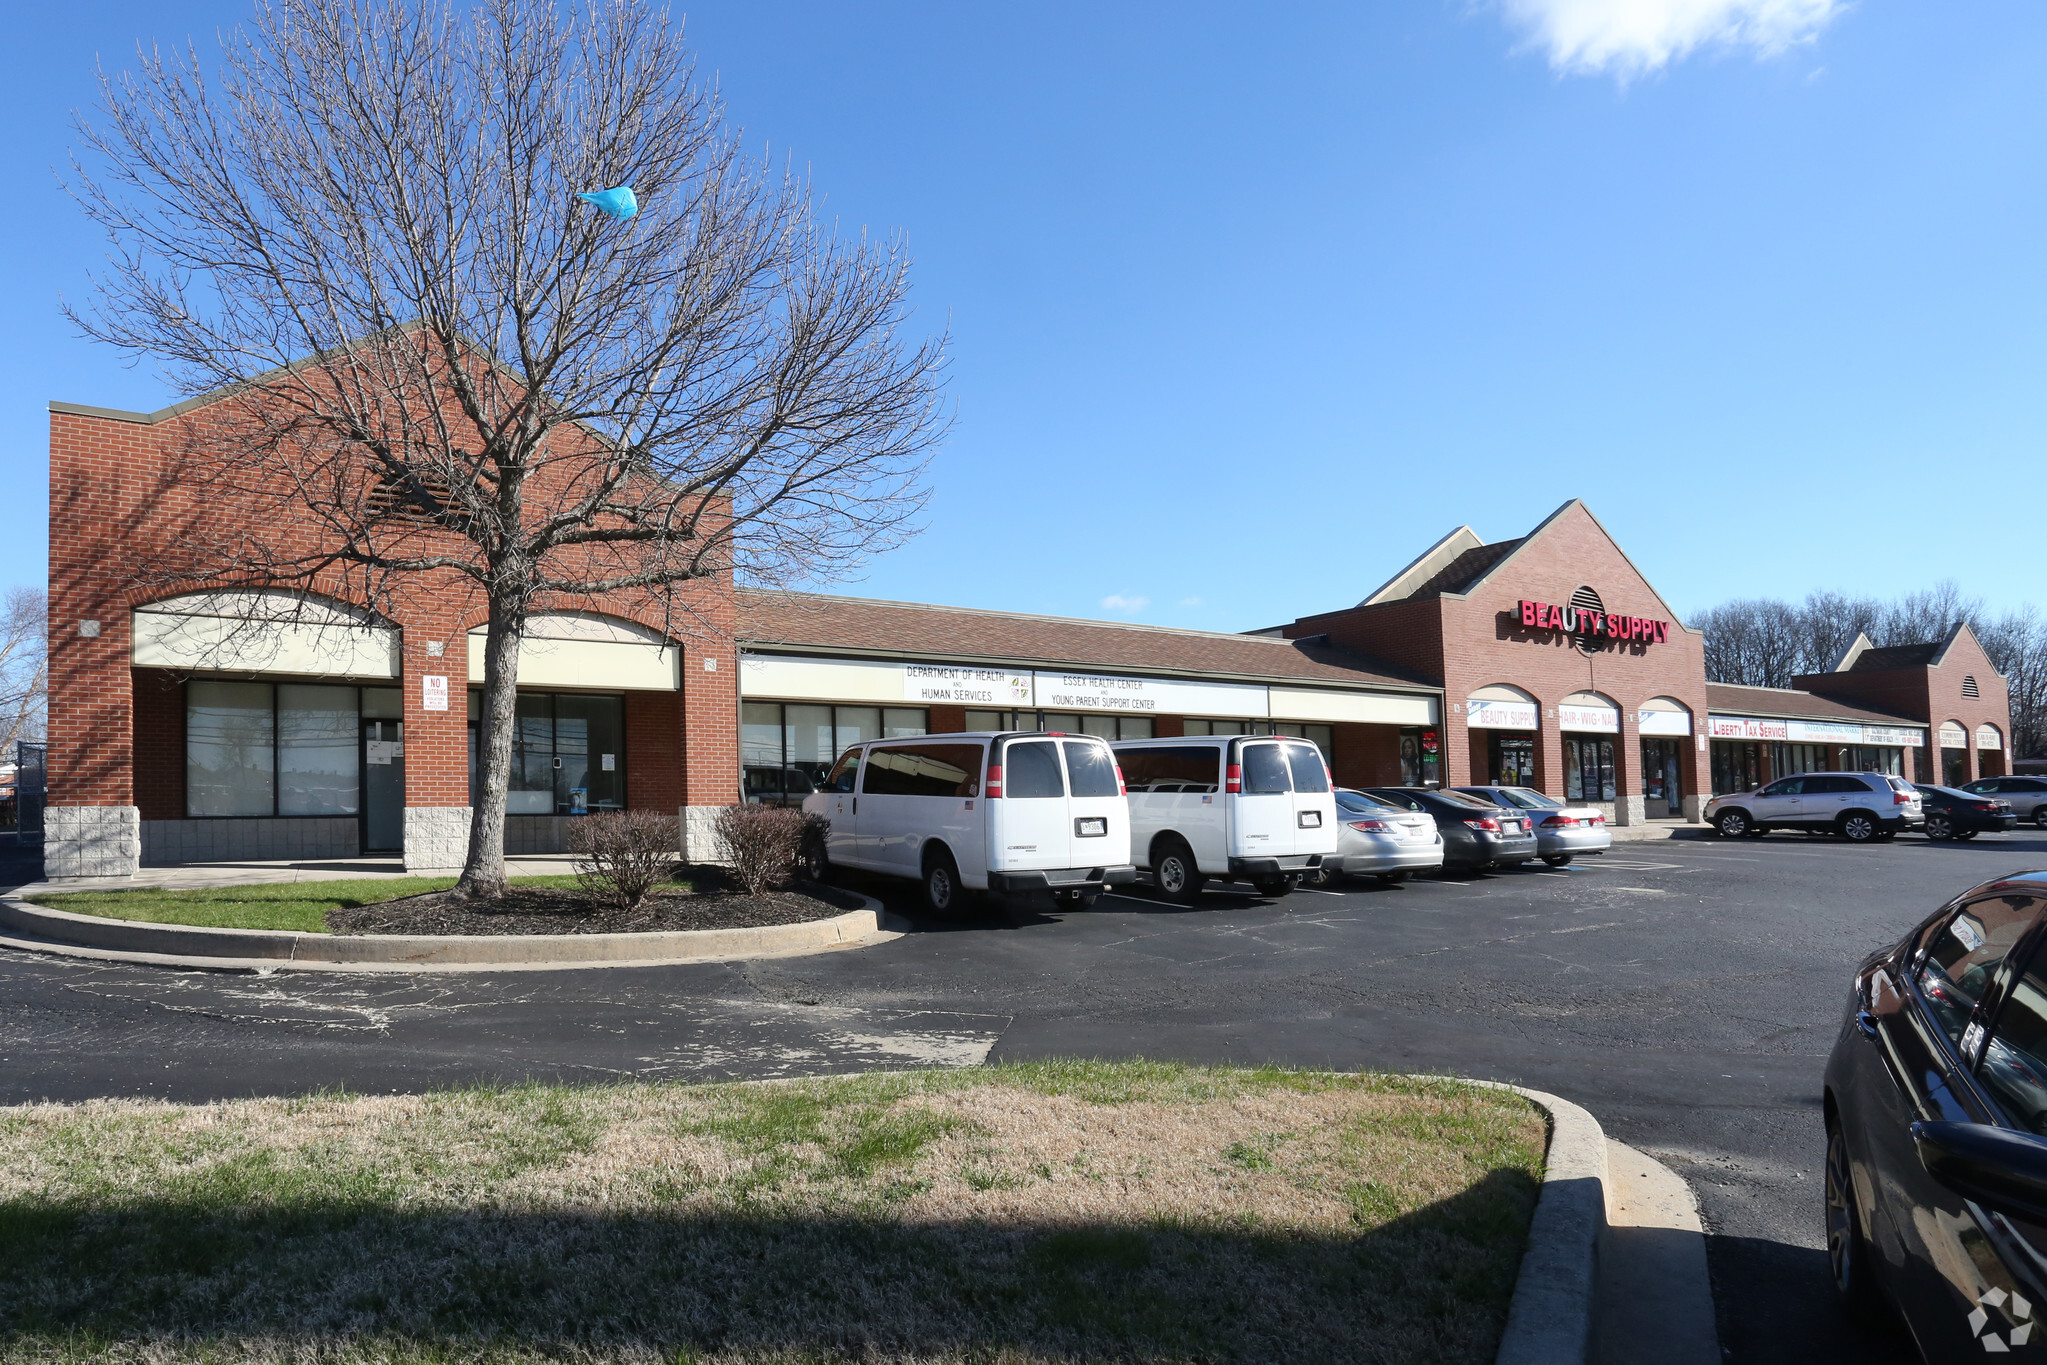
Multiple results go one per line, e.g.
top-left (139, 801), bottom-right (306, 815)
top-left (4, 1), bottom-right (2043, 633)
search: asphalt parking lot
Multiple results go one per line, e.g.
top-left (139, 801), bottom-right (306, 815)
top-left (6, 828), bottom-right (2046, 1362)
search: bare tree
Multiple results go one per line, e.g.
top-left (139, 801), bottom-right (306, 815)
top-left (1796, 589), bottom-right (1883, 675)
top-left (1692, 598), bottom-right (1806, 689)
top-left (66, 0), bottom-right (947, 894)
top-left (0, 588), bottom-right (48, 754)
top-left (1981, 606), bottom-right (2047, 761)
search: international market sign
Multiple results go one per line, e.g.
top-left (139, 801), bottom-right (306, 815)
top-left (1519, 598), bottom-right (1670, 645)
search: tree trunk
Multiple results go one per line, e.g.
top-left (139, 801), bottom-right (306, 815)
top-left (459, 599), bottom-right (523, 899)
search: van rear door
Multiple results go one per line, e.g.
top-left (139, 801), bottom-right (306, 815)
top-left (1231, 740), bottom-right (1297, 858)
top-left (1060, 738), bottom-right (1130, 870)
top-left (1282, 740), bottom-right (1339, 858)
top-left (990, 738), bottom-right (1070, 872)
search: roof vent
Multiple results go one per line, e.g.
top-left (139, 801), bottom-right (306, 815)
top-left (1963, 674), bottom-right (1980, 699)
top-left (1569, 586), bottom-right (1605, 654)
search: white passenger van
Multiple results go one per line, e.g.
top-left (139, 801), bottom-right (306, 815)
top-left (798, 731), bottom-right (1136, 915)
top-left (1111, 735), bottom-right (1342, 904)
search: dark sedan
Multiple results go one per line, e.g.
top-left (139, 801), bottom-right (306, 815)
top-left (1824, 870), bottom-right (2047, 1357)
top-left (1364, 787), bottom-right (1538, 872)
top-left (1916, 784), bottom-right (2020, 840)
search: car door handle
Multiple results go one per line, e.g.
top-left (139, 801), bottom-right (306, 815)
top-left (1856, 1010), bottom-right (1880, 1040)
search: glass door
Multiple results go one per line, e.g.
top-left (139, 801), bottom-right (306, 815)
top-left (363, 718), bottom-right (405, 851)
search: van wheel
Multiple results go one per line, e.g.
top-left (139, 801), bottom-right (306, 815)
top-left (1254, 876), bottom-right (1296, 898)
top-left (1153, 840), bottom-right (1205, 906)
top-left (1542, 853), bottom-right (1574, 867)
top-left (921, 850), bottom-right (964, 918)
top-left (798, 836), bottom-right (831, 883)
top-left (1839, 812), bottom-right (1878, 843)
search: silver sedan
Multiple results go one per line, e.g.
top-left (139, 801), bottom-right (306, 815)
top-left (1455, 785), bottom-right (1612, 867)
top-left (1310, 788), bottom-right (1445, 886)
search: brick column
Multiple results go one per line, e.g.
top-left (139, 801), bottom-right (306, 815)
top-left (681, 641), bottom-right (740, 864)
top-left (402, 612), bottom-right (472, 873)
top-left (43, 608), bottom-right (141, 879)
top-left (1613, 713), bottom-right (1644, 826)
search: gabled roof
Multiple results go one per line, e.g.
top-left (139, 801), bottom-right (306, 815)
top-left (1358, 500), bottom-right (1695, 633)
top-left (1845, 642), bottom-right (1940, 672)
top-left (738, 590), bottom-right (1440, 694)
top-left (1358, 526), bottom-right (1484, 606)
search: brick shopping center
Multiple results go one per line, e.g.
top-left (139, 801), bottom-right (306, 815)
top-left (43, 388), bottom-right (2016, 878)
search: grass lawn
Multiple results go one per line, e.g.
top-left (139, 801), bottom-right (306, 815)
top-left (20, 874), bottom-right (608, 933)
top-left (0, 1061), bottom-right (1544, 1364)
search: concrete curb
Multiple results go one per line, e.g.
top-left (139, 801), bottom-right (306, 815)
top-left (1489, 1084), bottom-right (1611, 1365)
top-left (0, 891), bottom-right (897, 974)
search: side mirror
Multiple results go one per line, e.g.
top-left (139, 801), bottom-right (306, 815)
top-left (1913, 1121), bottom-right (2047, 1221)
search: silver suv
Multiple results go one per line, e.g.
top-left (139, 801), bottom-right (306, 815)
top-left (1959, 775), bottom-right (2047, 828)
top-left (1704, 772), bottom-right (1921, 842)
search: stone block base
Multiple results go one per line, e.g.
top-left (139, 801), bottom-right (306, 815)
top-left (683, 805), bottom-right (732, 866)
top-left (1681, 794), bottom-right (1706, 824)
top-left (404, 806), bottom-right (472, 874)
top-left (45, 805), bottom-right (141, 880)
top-left (1614, 795), bottom-right (1648, 827)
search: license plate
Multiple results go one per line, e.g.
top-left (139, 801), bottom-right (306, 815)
top-left (1075, 817), bottom-right (1107, 838)
top-left (1299, 810), bottom-right (1322, 829)
top-left (1507, 820), bottom-right (1524, 835)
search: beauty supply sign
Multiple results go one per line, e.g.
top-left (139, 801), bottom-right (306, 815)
top-left (1519, 599), bottom-right (1670, 645)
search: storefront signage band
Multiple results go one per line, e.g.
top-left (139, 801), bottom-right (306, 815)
top-left (1518, 599), bottom-right (1669, 644)
top-left (1708, 715), bottom-right (1928, 747)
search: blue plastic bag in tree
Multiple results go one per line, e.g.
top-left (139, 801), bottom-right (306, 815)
top-left (577, 185), bottom-right (638, 220)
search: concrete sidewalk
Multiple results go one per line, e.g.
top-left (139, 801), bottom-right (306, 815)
top-left (0, 853), bottom-right (586, 899)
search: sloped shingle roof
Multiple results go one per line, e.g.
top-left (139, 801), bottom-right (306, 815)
top-left (739, 590), bottom-right (1438, 693)
top-left (1706, 682), bottom-right (1924, 728)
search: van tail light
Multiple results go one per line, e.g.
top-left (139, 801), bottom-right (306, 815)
top-left (1540, 814), bottom-right (1580, 828)
top-left (1346, 818), bottom-right (1392, 832)
top-left (1226, 764), bottom-right (1242, 794)
top-left (985, 763), bottom-right (1002, 799)
top-left (1464, 817), bottom-right (1501, 833)
top-left (1114, 763), bottom-right (1127, 796)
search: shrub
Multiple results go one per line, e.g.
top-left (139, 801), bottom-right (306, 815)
top-left (713, 804), bottom-right (807, 896)
top-left (567, 810), bottom-right (680, 911)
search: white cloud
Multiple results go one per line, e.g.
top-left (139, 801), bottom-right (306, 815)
top-left (1499, 0), bottom-right (1845, 80)
top-left (1100, 594), bottom-right (1150, 614)
top-left (1179, 596), bottom-right (1204, 608)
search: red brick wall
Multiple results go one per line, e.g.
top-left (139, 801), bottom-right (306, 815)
top-left (1797, 626), bottom-right (2015, 785)
top-left (1152, 714), bottom-right (1185, 739)
top-left (131, 669), bottom-right (185, 820)
top-left (1332, 722), bottom-right (1401, 788)
top-left (48, 401), bottom-right (738, 817)
top-left (928, 704), bottom-right (966, 734)
top-left (625, 690), bottom-right (685, 812)
top-left (1287, 504), bottom-right (1710, 804)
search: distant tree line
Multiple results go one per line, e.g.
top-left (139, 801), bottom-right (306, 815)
top-left (1689, 583), bottom-right (2046, 760)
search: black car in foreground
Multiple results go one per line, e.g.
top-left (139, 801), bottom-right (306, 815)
top-left (1915, 784), bottom-right (2021, 841)
top-left (1825, 870), bottom-right (2047, 1356)
top-left (1364, 787), bottom-right (1538, 871)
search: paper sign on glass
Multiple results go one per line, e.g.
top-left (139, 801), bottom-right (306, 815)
top-left (601, 754), bottom-right (616, 771)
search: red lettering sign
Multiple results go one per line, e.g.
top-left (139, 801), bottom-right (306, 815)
top-left (1515, 598), bottom-right (1667, 647)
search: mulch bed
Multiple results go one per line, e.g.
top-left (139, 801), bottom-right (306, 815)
top-left (325, 880), bottom-right (866, 937)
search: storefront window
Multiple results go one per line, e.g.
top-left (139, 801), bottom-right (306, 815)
top-left (187, 680), bottom-right (276, 817)
top-left (1712, 741), bottom-right (1762, 795)
top-left (745, 702), bottom-right (927, 805)
top-left (1181, 719), bottom-right (1333, 763)
top-left (278, 684), bottom-right (360, 816)
top-left (187, 680), bottom-right (365, 818)
top-left (1399, 726), bottom-right (1441, 787)
top-left (1640, 738), bottom-right (1682, 816)
top-left (1944, 746), bottom-right (1971, 787)
top-left (1771, 743), bottom-right (1834, 780)
top-left (1564, 737), bottom-right (1616, 803)
top-left (1489, 732), bottom-right (1536, 787)
top-left (480, 691), bottom-right (626, 815)
top-left (1847, 746), bottom-right (1902, 776)
top-left (965, 710), bottom-right (1155, 741)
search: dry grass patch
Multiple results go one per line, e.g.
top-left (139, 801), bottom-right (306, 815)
top-left (0, 1062), bottom-right (1545, 1363)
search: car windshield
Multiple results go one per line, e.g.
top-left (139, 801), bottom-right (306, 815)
top-left (1433, 790), bottom-right (1496, 810)
top-left (1497, 788), bottom-right (1561, 810)
top-left (1337, 790), bottom-right (1397, 813)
